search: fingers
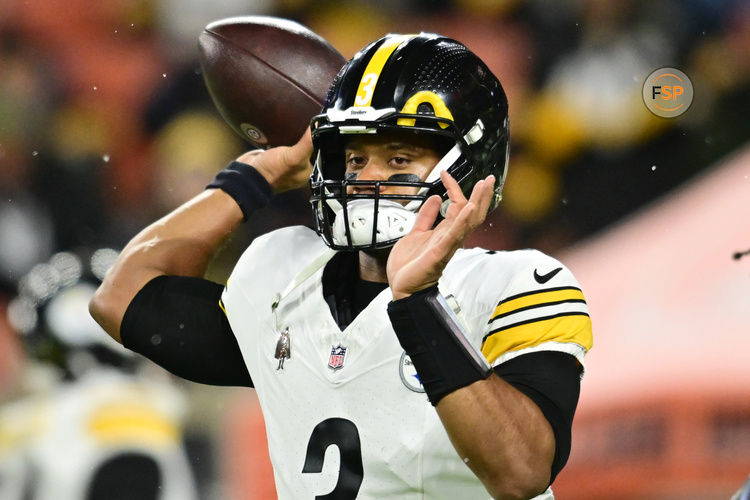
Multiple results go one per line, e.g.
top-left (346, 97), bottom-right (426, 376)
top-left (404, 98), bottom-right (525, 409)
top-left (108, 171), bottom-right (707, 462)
top-left (428, 199), bottom-right (477, 259)
top-left (468, 174), bottom-right (495, 221)
top-left (464, 174), bottom-right (495, 228)
top-left (441, 170), bottom-right (465, 204)
top-left (433, 174), bottom-right (494, 247)
top-left (285, 127), bottom-right (314, 168)
top-left (440, 171), bottom-right (495, 223)
top-left (413, 195), bottom-right (441, 232)
top-left (243, 127), bottom-right (314, 193)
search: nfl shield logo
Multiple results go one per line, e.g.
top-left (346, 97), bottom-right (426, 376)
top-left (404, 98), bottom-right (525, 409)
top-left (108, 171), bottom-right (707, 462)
top-left (328, 344), bottom-right (347, 371)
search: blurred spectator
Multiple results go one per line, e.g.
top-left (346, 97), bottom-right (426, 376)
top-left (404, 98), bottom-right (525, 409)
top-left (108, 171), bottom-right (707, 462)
top-left (0, 35), bottom-right (57, 291)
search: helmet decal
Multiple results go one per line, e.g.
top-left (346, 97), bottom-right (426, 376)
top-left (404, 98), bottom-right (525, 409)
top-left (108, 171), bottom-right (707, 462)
top-left (354, 34), bottom-right (416, 107)
top-left (397, 91), bottom-right (454, 128)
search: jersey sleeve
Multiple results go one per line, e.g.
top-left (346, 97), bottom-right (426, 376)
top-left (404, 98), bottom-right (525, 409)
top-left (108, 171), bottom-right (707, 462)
top-left (480, 252), bottom-right (593, 370)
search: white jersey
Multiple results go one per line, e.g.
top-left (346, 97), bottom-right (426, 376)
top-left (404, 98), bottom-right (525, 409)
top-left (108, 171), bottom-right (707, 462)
top-left (222, 226), bottom-right (592, 499)
top-left (0, 367), bottom-right (196, 500)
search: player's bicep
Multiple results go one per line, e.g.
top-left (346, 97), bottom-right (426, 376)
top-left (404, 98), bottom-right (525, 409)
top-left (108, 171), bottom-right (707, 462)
top-left (121, 275), bottom-right (253, 387)
top-left (494, 351), bottom-right (580, 483)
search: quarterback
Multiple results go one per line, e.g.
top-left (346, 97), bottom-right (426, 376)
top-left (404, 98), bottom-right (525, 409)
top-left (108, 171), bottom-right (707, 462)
top-left (91, 33), bottom-right (593, 499)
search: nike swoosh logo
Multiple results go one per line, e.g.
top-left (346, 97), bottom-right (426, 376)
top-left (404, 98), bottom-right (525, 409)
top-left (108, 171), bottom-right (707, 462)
top-left (534, 267), bottom-right (562, 284)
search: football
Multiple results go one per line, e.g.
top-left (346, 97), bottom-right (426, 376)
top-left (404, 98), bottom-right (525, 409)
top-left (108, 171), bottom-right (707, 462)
top-left (198, 16), bottom-right (346, 149)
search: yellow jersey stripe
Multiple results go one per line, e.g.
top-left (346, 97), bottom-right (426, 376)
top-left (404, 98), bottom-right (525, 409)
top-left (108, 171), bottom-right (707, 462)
top-left (490, 286), bottom-right (585, 322)
top-left (354, 35), bottom-right (415, 107)
top-left (482, 312), bottom-right (593, 364)
top-left (218, 298), bottom-right (227, 316)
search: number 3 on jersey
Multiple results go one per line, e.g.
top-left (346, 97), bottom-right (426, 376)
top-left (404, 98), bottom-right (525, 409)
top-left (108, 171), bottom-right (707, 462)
top-left (302, 418), bottom-right (363, 499)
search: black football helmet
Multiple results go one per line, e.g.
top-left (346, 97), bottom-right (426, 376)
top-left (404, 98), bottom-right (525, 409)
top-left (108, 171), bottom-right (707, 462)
top-left (309, 32), bottom-right (509, 250)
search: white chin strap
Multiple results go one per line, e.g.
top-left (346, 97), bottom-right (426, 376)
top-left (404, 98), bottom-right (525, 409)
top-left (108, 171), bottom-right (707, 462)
top-left (331, 199), bottom-right (417, 247)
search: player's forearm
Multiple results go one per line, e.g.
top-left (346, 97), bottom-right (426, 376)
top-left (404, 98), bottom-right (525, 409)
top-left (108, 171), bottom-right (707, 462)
top-left (387, 286), bottom-right (554, 499)
top-left (90, 189), bottom-right (243, 342)
top-left (436, 376), bottom-right (555, 500)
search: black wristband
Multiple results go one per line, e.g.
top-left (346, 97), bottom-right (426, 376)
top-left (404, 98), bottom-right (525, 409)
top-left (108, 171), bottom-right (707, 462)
top-left (387, 284), bottom-right (492, 405)
top-left (206, 161), bottom-right (273, 221)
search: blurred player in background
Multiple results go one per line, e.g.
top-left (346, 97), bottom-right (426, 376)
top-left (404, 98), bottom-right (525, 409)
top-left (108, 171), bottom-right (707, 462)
top-left (91, 33), bottom-right (593, 499)
top-left (0, 250), bottom-right (197, 500)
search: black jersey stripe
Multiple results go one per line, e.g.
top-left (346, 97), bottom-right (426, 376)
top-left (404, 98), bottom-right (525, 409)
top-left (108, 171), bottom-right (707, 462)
top-left (498, 285), bottom-right (583, 305)
top-left (489, 298), bottom-right (588, 323)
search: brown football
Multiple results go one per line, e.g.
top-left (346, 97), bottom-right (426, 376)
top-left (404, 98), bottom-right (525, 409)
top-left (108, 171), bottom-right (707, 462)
top-left (198, 16), bottom-right (346, 149)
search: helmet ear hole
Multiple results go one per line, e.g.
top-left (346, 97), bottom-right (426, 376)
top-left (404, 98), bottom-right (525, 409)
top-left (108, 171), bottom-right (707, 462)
top-left (417, 102), bottom-right (434, 115)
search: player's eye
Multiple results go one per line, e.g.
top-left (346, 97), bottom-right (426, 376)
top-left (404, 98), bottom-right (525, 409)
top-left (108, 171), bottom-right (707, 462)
top-left (346, 155), bottom-right (366, 170)
top-left (389, 156), bottom-right (410, 167)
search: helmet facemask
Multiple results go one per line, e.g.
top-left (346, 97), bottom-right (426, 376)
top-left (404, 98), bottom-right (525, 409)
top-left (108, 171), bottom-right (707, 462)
top-left (310, 110), bottom-right (476, 250)
top-left (309, 33), bottom-right (509, 251)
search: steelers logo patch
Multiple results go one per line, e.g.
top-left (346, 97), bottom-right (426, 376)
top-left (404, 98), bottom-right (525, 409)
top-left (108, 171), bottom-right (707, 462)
top-left (399, 351), bottom-right (424, 393)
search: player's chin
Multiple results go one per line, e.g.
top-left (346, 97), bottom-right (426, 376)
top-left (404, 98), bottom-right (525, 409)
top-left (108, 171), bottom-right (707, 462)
top-left (360, 245), bottom-right (393, 259)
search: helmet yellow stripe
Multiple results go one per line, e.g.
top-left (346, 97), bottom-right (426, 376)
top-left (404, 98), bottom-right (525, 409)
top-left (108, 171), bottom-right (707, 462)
top-left (397, 90), bottom-right (454, 128)
top-left (354, 34), bottom-right (416, 107)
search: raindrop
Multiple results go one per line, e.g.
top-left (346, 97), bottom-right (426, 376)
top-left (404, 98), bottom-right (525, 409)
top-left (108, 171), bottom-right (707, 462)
top-left (102, 154), bottom-right (110, 162)
top-left (162, 73), bottom-right (167, 78)
top-left (651, 165), bottom-right (657, 171)
top-left (93, 85), bottom-right (98, 91)
top-left (32, 150), bottom-right (39, 156)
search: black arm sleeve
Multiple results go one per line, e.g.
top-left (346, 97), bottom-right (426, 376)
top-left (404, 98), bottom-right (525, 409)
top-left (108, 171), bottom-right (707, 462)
top-left (493, 351), bottom-right (581, 484)
top-left (121, 275), bottom-right (253, 387)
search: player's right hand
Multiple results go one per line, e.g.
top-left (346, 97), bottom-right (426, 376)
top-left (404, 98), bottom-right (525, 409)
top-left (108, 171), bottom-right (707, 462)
top-left (237, 128), bottom-right (313, 194)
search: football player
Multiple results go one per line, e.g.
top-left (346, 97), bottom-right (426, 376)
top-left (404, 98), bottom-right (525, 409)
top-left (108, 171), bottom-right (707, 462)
top-left (2, 251), bottom-right (197, 500)
top-left (91, 33), bottom-right (593, 499)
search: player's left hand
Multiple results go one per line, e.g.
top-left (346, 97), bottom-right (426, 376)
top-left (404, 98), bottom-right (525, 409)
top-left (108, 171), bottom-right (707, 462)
top-left (387, 171), bottom-right (495, 300)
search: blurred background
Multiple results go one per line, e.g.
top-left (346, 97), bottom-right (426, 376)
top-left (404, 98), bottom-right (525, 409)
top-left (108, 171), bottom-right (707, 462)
top-left (1, 0), bottom-right (748, 499)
